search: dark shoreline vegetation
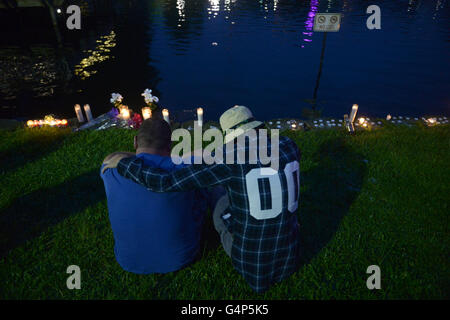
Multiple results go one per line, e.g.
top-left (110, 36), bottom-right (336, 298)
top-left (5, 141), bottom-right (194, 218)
top-left (0, 124), bottom-right (449, 299)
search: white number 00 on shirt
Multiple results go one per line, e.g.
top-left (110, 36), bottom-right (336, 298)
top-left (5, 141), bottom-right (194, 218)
top-left (245, 161), bottom-right (300, 220)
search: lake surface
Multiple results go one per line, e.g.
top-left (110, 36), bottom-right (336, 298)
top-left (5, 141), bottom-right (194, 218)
top-left (0, 0), bottom-right (449, 122)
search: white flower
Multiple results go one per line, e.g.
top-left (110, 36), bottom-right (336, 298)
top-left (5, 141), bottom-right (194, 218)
top-left (110, 93), bottom-right (123, 104)
top-left (141, 88), bottom-right (159, 104)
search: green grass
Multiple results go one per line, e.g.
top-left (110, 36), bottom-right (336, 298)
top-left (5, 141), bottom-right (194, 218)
top-left (0, 124), bottom-right (449, 299)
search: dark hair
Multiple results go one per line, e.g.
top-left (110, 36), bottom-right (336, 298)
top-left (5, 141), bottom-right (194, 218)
top-left (136, 118), bottom-right (172, 150)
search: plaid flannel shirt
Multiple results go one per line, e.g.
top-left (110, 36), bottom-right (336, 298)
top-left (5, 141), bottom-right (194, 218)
top-left (117, 134), bottom-right (301, 293)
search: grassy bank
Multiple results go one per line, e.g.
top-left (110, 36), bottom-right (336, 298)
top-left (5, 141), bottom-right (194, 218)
top-left (0, 124), bottom-right (449, 299)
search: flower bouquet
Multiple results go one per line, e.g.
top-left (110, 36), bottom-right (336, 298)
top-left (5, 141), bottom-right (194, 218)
top-left (129, 113), bottom-right (143, 129)
top-left (141, 88), bottom-right (159, 111)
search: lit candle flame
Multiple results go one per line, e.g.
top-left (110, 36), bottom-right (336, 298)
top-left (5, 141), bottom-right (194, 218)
top-left (197, 107), bottom-right (203, 126)
top-left (121, 108), bottom-right (130, 120)
top-left (162, 109), bottom-right (170, 123)
top-left (142, 107), bottom-right (152, 120)
top-left (74, 104), bottom-right (85, 123)
top-left (349, 104), bottom-right (359, 123)
top-left (84, 104), bottom-right (94, 122)
top-left (27, 118), bottom-right (68, 127)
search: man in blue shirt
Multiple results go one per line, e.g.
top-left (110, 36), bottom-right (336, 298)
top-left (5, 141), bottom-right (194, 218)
top-left (100, 118), bottom-right (210, 274)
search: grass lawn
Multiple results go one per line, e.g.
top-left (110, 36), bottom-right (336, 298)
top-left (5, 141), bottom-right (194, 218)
top-left (0, 123), bottom-right (449, 299)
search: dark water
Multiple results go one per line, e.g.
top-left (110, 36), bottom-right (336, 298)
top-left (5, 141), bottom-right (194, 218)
top-left (0, 0), bottom-right (449, 122)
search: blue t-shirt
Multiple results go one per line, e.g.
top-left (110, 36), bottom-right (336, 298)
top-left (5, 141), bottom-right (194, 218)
top-left (100, 153), bottom-right (206, 274)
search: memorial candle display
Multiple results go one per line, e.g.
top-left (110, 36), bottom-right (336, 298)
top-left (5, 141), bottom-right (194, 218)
top-left (197, 107), bottom-right (204, 126)
top-left (142, 107), bottom-right (152, 120)
top-left (27, 117), bottom-right (68, 127)
top-left (120, 106), bottom-right (130, 120)
top-left (162, 109), bottom-right (170, 123)
top-left (74, 104), bottom-right (85, 123)
top-left (84, 104), bottom-right (94, 122)
top-left (349, 104), bottom-right (359, 124)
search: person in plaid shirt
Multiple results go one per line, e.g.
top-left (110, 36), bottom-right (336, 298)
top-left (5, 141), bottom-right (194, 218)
top-left (105, 106), bottom-right (301, 293)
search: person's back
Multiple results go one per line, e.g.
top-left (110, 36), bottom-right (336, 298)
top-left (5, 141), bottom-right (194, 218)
top-left (222, 133), bottom-right (301, 292)
top-left (110, 106), bottom-right (302, 292)
top-left (100, 119), bottom-right (205, 274)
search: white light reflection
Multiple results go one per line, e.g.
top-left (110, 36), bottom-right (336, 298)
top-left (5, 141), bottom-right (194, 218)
top-left (407, 0), bottom-right (422, 13)
top-left (433, 0), bottom-right (443, 20)
top-left (224, 0), bottom-right (231, 12)
top-left (208, 0), bottom-right (220, 18)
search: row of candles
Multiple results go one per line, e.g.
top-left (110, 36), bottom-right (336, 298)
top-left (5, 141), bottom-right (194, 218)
top-left (74, 104), bottom-right (94, 123)
top-left (74, 103), bottom-right (204, 126)
top-left (134, 106), bottom-right (204, 126)
top-left (288, 104), bottom-right (446, 132)
top-left (116, 106), bottom-right (175, 123)
top-left (27, 101), bottom-right (445, 130)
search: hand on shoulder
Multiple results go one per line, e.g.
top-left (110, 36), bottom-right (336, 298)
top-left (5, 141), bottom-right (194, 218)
top-left (102, 152), bottom-right (135, 174)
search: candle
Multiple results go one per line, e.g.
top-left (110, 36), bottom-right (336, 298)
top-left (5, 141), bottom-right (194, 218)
top-left (197, 107), bottom-right (204, 126)
top-left (84, 104), bottom-right (93, 122)
top-left (27, 120), bottom-right (34, 127)
top-left (142, 107), bottom-right (152, 120)
top-left (346, 121), bottom-right (355, 134)
top-left (162, 109), bottom-right (170, 123)
top-left (343, 114), bottom-right (349, 125)
top-left (74, 104), bottom-right (85, 123)
top-left (120, 106), bottom-right (130, 120)
top-left (349, 104), bottom-right (358, 123)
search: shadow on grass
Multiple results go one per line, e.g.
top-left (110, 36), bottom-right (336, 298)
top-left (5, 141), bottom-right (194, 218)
top-left (0, 166), bottom-right (221, 264)
top-left (0, 169), bottom-right (105, 258)
top-left (0, 129), bottom-right (69, 175)
top-left (298, 137), bottom-right (367, 265)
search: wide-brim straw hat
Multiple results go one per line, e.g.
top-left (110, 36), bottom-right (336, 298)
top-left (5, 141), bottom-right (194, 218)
top-left (219, 105), bottom-right (263, 144)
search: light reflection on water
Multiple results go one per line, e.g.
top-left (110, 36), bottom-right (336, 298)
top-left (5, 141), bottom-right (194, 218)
top-left (148, 0), bottom-right (449, 120)
top-left (302, 0), bottom-right (319, 47)
top-left (74, 31), bottom-right (116, 81)
top-left (0, 0), bottom-right (449, 120)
